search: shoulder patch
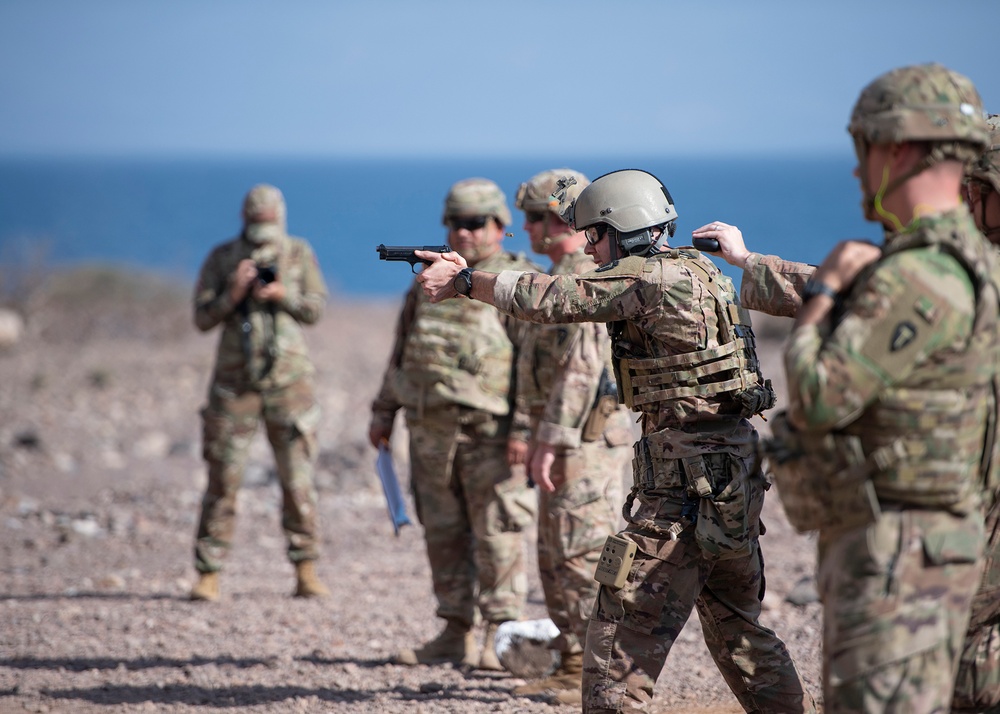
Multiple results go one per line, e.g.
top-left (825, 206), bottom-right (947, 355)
top-left (889, 321), bottom-right (918, 352)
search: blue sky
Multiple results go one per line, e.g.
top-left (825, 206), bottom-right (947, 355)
top-left (1, 0), bottom-right (997, 159)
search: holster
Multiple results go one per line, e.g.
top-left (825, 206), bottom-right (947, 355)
top-left (581, 394), bottom-right (617, 443)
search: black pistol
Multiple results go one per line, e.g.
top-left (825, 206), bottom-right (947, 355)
top-left (376, 244), bottom-right (451, 273)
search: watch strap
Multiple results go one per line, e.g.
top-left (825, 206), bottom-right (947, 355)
top-left (802, 277), bottom-right (838, 303)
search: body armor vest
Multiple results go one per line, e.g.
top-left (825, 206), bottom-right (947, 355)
top-left (768, 217), bottom-right (1000, 533)
top-left (843, 227), bottom-right (1000, 508)
top-left (394, 251), bottom-right (533, 416)
top-left (612, 250), bottom-right (775, 427)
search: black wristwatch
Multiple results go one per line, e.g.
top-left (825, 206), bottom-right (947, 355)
top-left (453, 267), bottom-right (476, 297)
top-left (802, 277), bottom-right (839, 303)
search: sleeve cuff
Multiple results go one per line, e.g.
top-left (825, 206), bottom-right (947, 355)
top-left (493, 270), bottom-right (526, 311)
top-left (537, 421), bottom-right (583, 449)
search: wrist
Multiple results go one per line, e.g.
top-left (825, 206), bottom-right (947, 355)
top-left (453, 267), bottom-right (476, 297)
top-left (802, 277), bottom-right (839, 303)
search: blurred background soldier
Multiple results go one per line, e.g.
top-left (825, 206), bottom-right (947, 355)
top-left (190, 183), bottom-right (330, 601)
top-left (765, 64), bottom-right (996, 713)
top-left (507, 169), bottom-right (632, 705)
top-left (414, 169), bottom-right (814, 713)
top-left (369, 178), bottom-right (539, 670)
top-left (954, 113), bottom-right (1000, 713)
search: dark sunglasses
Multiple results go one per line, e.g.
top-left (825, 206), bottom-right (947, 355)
top-left (448, 216), bottom-right (489, 232)
top-left (524, 211), bottom-right (546, 224)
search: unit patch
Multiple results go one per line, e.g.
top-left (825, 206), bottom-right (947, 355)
top-left (890, 321), bottom-right (918, 352)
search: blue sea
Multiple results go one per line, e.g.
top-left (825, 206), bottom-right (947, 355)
top-left (0, 155), bottom-right (881, 299)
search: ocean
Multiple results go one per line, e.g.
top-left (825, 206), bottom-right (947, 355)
top-left (0, 155), bottom-right (880, 299)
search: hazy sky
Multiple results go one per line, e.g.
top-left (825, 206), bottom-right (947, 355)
top-left (2, 0), bottom-right (998, 158)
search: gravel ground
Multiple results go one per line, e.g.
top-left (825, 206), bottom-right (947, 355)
top-left (0, 269), bottom-right (822, 713)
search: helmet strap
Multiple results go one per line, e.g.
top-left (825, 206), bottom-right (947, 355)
top-left (873, 162), bottom-right (905, 233)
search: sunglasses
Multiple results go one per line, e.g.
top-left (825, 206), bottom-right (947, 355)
top-left (448, 216), bottom-right (489, 232)
top-left (584, 224), bottom-right (608, 246)
top-left (524, 211), bottom-right (546, 224)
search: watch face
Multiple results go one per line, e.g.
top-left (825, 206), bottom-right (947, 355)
top-left (454, 269), bottom-right (472, 296)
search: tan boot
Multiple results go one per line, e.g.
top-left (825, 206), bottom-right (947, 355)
top-left (189, 572), bottom-right (220, 602)
top-left (395, 619), bottom-right (477, 666)
top-left (477, 621), bottom-right (505, 671)
top-left (293, 560), bottom-right (330, 598)
top-left (513, 651), bottom-right (583, 696)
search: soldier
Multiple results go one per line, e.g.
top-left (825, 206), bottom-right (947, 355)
top-left (369, 178), bottom-right (539, 670)
top-left (697, 64), bottom-right (996, 713)
top-left (190, 184), bottom-right (330, 601)
top-left (953, 113), bottom-right (1000, 713)
top-left (414, 169), bottom-right (815, 713)
top-left (507, 169), bottom-right (632, 705)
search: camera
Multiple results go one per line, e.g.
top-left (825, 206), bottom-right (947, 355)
top-left (256, 264), bottom-right (278, 285)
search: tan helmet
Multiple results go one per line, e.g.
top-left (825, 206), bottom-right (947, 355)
top-left (241, 184), bottom-right (286, 225)
top-left (441, 178), bottom-right (512, 228)
top-left (515, 168), bottom-right (590, 215)
top-left (570, 169), bottom-right (678, 258)
top-left (849, 63), bottom-right (988, 159)
top-left (516, 169), bottom-right (590, 252)
top-left (969, 114), bottom-right (1000, 196)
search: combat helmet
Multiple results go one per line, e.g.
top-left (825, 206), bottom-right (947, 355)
top-left (570, 169), bottom-right (678, 260)
top-left (967, 114), bottom-right (1000, 240)
top-left (242, 184), bottom-right (287, 225)
top-left (442, 178), bottom-right (512, 228)
top-left (849, 63), bottom-right (988, 151)
top-left (515, 168), bottom-right (590, 252)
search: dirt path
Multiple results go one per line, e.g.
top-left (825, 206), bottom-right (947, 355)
top-left (0, 279), bottom-right (820, 713)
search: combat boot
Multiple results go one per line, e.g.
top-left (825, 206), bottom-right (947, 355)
top-left (293, 560), bottom-right (330, 598)
top-left (514, 651), bottom-right (583, 696)
top-left (477, 621), bottom-right (505, 671)
top-left (189, 571), bottom-right (220, 602)
top-left (395, 618), bottom-right (477, 666)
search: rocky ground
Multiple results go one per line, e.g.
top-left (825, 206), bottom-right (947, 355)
top-left (0, 267), bottom-right (821, 713)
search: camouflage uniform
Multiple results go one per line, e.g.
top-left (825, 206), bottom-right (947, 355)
top-left (193, 185), bottom-right (328, 574)
top-left (953, 114), bottom-right (1000, 713)
top-left (489, 235), bottom-right (813, 710)
top-left (783, 206), bottom-right (995, 713)
top-left (372, 180), bottom-right (540, 650)
top-left (774, 65), bottom-right (998, 713)
top-left (372, 246), bottom-right (539, 629)
top-left (511, 246), bottom-right (633, 659)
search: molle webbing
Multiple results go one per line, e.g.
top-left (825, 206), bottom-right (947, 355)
top-left (616, 252), bottom-right (768, 414)
top-left (620, 339), bottom-right (760, 408)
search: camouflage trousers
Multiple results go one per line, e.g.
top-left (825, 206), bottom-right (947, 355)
top-left (952, 501), bottom-right (1000, 711)
top-left (818, 507), bottom-right (985, 714)
top-left (406, 407), bottom-right (536, 627)
top-left (194, 377), bottom-right (322, 572)
top-left (582, 463), bottom-right (814, 713)
top-left (537, 438), bottom-right (627, 655)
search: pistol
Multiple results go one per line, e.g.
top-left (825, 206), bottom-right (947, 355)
top-left (377, 244), bottom-right (451, 273)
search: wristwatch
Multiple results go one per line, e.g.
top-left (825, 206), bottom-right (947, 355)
top-left (453, 267), bottom-right (476, 297)
top-left (802, 277), bottom-right (839, 303)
